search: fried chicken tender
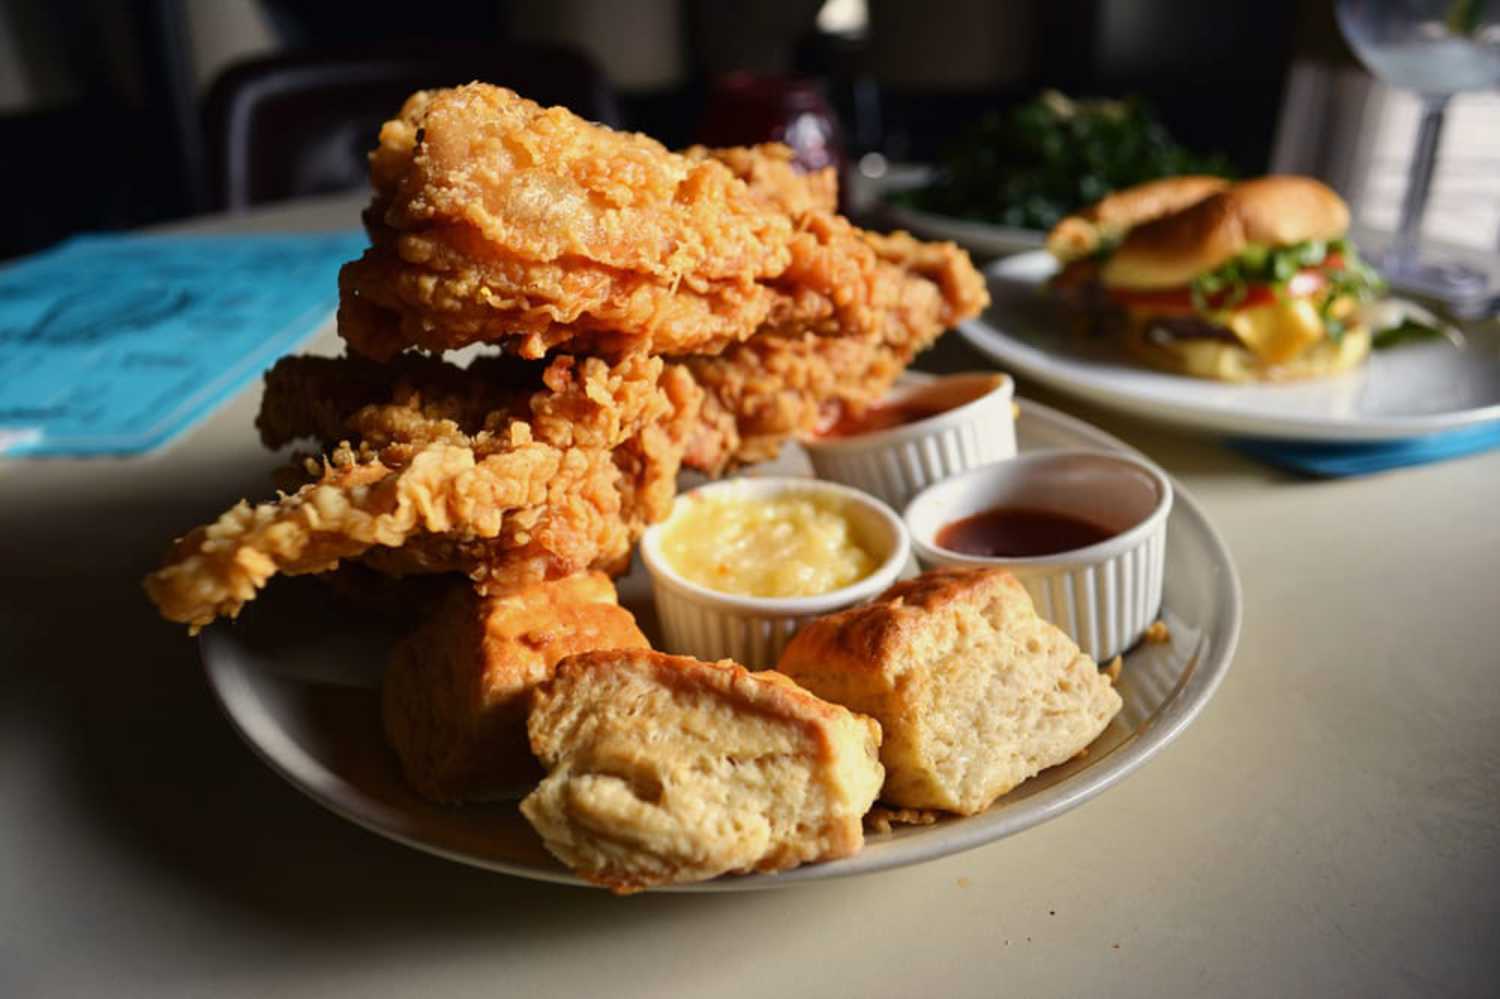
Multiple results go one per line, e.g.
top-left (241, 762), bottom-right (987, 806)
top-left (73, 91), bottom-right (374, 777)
top-left (683, 144), bottom-right (903, 344)
top-left (338, 88), bottom-right (932, 363)
top-left (681, 222), bottom-right (991, 472)
top-left (258, 350), bottom-right (699, 543)
top-left (694, 144), bottom-right (988, 339)
top-left (255, 352), bottom-right (541, 456)
top-left (339, 84), bottom-right (797, 361)
top-left (683, 143), bottom-right (838, 216)
top-left (670, 145), bottom-right (987, 471)
top-left (144, 93), bottom-right (992, 632)
top-left (144, 354), bottom-right (702, 632)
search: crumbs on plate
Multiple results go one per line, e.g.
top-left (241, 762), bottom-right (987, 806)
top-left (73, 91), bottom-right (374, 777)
top-left (866, 806), bottom-right (943, 835)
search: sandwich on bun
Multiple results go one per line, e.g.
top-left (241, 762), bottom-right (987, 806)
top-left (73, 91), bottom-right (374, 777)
top-left (1049, 176), bottom-right (1385, 382)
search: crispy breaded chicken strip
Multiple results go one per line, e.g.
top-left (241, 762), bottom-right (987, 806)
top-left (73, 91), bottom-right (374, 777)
top-left (864, 228), bottom-right (992, 330)
top-left (671, 145), bottom-right (987, 471)
top-left (145, 354), bottom-right (701, 632)
top-left (683, 143), bottom-right (898, 344)
top-left (261, 347), bottom-right (703, 546)
top-left (255, 352), bottom-right (541, 455)
top-left (691, 144), bottom-right (985, 338)
top-left (339, 90), bottom-right (929, 362)
top-left (683, 144), bottom-right (838, 216)
top-left (340, 84), bottom-right (798, 361)
top-left (682, 228), bottom-right (990, 472)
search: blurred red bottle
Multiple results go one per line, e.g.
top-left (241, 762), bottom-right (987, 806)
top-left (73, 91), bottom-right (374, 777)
top-left (697, 73), bottom-right (845, 177)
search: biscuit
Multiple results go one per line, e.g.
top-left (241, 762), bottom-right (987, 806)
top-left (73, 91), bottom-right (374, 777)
top-left (521, 650), bottom-right (884, 893)
top-left (382, 573), bottom-right (649, 803)
top-left (777, 567), bottom-right (1122, 815)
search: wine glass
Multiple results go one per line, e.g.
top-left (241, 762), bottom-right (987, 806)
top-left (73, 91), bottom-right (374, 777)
top-left (1336, 0), bottom-right (1500, 310)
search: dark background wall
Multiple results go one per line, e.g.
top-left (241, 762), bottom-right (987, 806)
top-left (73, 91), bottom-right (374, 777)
top-left (0, 0), bottom-right (1313, 261)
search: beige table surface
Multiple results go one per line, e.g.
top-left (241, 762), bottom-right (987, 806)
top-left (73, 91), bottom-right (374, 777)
top-left (3, 193), bottom-right (1498, 998)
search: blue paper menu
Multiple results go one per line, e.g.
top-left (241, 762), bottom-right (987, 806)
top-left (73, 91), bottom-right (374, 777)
top-left (0, 230), bottom-right (368, 457)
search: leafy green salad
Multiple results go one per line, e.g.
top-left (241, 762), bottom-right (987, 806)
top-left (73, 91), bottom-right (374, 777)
top-left (891, 91), bottom-right (1232, 231)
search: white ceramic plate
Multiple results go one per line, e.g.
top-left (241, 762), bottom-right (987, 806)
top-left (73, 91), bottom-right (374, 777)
top-left (961, 251), bottom-right (1500, 440)
top-left (882, 202), bottom-right (1046, 257)
top-left (200, 399), bottom-right (1241, 892)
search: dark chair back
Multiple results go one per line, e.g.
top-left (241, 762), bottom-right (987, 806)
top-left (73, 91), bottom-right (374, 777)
top-left (204, 43), bottom-right (621, 211)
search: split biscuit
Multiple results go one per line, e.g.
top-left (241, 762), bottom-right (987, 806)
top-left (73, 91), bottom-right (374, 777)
top-left (778, 567), bottom-right (1122, 815)
top-left (521, 650), bottom-right (884, 892)
top-left (383, 572), bottom-right (649, 803)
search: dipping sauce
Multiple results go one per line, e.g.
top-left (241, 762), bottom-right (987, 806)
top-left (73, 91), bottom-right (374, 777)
top-left (936, 507), bottom-right (1115, 558)
top-left (662, 492), bottom-right (877, 598)
top-left (819, 375), bottom-right (1001, 439)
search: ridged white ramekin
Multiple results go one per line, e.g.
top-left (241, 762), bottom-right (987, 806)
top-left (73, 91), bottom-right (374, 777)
top-left (639, 477), bottom-right (909, 668)
top-left (904, 450), bottom-right (1172, 662)
top-left (800, 373), bottom-right (1016, 512)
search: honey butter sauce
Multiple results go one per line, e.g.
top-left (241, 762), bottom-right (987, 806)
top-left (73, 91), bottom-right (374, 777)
top-left (662, 491), bottom-right (877, 598)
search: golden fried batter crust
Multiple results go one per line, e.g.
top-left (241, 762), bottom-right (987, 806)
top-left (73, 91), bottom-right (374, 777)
top-left (682, 226), bottom-right (990, 473)
top-left (144, 97), bottom-right (991, 632)
top-left (339, 84), bottom-right (796, 360)
top-left (337, 89), bottom-right (972, 364)
top-left (683, 143), bottom-right (838, 216)
top-left (145, 354), bottom-right (701, 631)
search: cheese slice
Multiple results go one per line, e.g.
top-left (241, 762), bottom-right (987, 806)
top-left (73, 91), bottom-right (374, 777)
top-left (1209, 297), bottom-right (1324, 365)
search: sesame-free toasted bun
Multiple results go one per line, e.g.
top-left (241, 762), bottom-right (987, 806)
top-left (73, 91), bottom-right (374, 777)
top-left (1123, 323), bottom-right (1371, 383)
top-left (1102, 176), bottom-right (1350, 290)
top-left (1047, 175), bottom-right (1230, 263)
top-left (777, 567), bottom-right (1121, 816)
top-left (382, 573), bottom-right (649, 803)
top-left (520, 649), bottom-right (884, 893)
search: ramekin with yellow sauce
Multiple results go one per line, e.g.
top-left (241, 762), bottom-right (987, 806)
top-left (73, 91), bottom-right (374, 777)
top-left (640, 478), bottom-right (909, 667)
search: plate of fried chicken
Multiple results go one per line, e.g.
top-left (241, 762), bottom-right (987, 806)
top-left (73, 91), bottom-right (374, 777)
top-left (145, 84), bottom-right (1238, 893)
top-left (146, 85), bottom-right (986, 628)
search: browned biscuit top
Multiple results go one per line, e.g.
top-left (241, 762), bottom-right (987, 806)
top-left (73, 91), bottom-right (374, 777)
top-left (780, 566), bottom-right (1023, 672)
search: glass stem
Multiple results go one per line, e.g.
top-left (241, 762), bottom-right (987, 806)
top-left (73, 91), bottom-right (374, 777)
top-left (1392, 95), bottom-right (1450, 273)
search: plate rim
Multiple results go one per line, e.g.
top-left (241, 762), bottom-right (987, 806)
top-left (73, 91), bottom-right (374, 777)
top-left (200, 397), bottom-right (1242, 892)
top-left (881, 201), bottom-right (1047, 255)
top-left (962, 250), bottom-right (1500, 441)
